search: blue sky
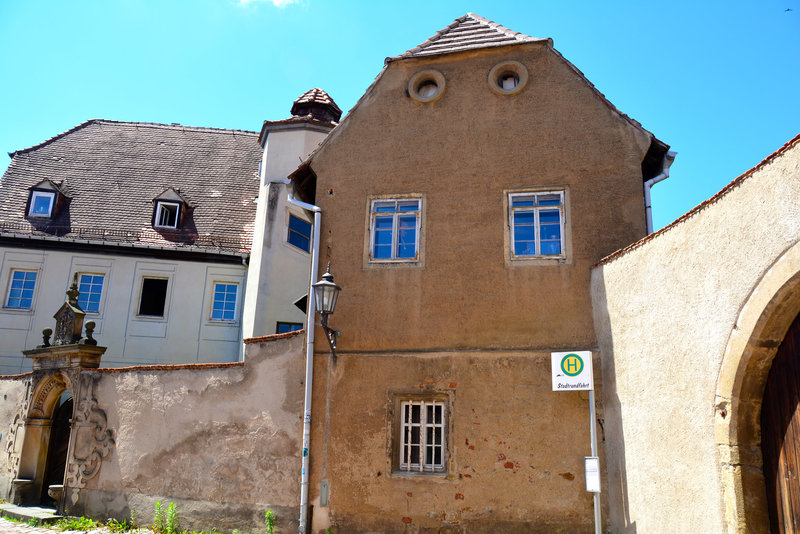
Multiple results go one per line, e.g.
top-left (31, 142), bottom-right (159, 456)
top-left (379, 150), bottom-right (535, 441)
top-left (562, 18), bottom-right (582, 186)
top-left (1, 0), bottom-right (798, 230)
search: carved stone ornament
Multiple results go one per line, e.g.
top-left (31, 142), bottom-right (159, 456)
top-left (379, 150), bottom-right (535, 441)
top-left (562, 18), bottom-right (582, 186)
top-left (64, 373), bottom-right (115, 505)
top-left (4, 379), bottom-right (32, 477)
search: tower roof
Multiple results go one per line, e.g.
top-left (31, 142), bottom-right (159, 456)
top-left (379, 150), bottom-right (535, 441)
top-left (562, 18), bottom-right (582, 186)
top-left (290, 88), bottom-right (342, 123)
top-left (392, 13), bottom-right (547, 60)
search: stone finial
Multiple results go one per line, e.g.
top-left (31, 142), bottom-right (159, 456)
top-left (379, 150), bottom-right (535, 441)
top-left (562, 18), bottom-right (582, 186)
top-left (38, 327), bottom-right (53, 348)
top-left (66, 273), bottom-right (79, 307)
top-left (80, 320), bottom-right (98, 346)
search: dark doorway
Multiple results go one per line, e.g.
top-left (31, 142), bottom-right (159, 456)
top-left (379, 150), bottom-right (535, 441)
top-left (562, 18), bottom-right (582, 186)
top-left (40, 392), bottom-right (72, 507)
top-left (761, 310), bottom-right (800, 533)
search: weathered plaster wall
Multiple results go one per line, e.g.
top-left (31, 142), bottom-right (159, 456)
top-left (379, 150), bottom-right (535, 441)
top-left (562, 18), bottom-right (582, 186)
top-left (0, 375), bottom-right (30, 499)
top-left (303, 41), bottom-right (655, 532)
top-left (311, 41), bottom-right (653, 352)
top-left (74, 332), bottom-right (305, 533)
top-left (0, 249), bottom-right (246, 375)
top-left (309, 351), bottom-right (602, 533)
top-left (591, 138), bottom-right (800, 532)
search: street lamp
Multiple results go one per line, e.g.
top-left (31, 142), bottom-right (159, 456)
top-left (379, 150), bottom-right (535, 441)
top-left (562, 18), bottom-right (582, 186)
top-left (312, 263), bottom-right (341, 352)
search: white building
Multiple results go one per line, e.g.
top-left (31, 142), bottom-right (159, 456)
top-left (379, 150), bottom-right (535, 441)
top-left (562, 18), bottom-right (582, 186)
top-left (0, 89), bottom-right (340, 374)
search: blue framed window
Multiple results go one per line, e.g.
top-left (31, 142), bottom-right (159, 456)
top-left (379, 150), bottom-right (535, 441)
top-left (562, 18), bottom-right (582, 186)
top-left (509, 191), bottom-right (564, 258)
top-left (370, 199), bottom-right (421, 261)
top-left (276, 321), bottom-right (303, 334)
top-left (77, 274), bottom-right (104, 313)
top-left (288, 214), bottom-right (312, 252)
top-left (211, 283), bottom-right (238, 321)
top-left (5, 270), bottom-right (37, 309)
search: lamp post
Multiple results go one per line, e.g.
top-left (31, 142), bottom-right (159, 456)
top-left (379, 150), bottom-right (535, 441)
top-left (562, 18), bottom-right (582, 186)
top-left (312, 263), bottom-right (341, 352)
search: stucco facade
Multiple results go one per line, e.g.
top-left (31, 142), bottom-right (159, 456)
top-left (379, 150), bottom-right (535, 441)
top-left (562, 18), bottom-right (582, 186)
top-left (295, 23), bottom-right (666, 531)
top-left (591, 135), bottom-right (800, 532)
top-left (0, 247), bottom-right (246, 375)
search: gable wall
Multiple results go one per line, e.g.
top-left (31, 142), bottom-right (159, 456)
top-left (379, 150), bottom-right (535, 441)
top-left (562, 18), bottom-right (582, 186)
top-left (312, 42), bottom-right (652, 351)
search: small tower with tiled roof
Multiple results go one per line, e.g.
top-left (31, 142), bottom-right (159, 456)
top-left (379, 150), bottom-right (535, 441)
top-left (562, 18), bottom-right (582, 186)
top-left (291, 88), bottom-right (342, 123)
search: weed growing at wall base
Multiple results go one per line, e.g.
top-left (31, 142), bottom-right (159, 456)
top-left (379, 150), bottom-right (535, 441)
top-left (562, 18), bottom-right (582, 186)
top-left (264, 510), bottom-right (275, 534)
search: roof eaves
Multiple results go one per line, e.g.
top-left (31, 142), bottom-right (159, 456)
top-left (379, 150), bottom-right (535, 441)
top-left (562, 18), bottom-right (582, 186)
top-left (595, 132), bottom-right (800, 267)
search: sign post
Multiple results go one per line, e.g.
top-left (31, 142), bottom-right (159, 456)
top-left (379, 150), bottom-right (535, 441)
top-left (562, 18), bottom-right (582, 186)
top-left (552, 351), bottom-right (600, 534)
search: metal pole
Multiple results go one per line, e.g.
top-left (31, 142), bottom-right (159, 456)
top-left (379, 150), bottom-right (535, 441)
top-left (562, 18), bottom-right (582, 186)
top-left (589, 389), bottom-right (601, 534)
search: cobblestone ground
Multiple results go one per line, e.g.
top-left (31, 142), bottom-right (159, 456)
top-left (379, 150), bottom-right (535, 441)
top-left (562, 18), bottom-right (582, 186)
top-left (0, 517), bottom-right (128, 534)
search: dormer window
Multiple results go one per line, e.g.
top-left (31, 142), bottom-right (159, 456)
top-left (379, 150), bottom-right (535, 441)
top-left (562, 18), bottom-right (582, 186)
top-left (26, 180), bottom-right (65, 220)
top-left (155, 201), bottom-right (181, 229)
top-left (28, 191), bottom-right (56, 218)
top-left (152, 188), bottom-right (189, 230)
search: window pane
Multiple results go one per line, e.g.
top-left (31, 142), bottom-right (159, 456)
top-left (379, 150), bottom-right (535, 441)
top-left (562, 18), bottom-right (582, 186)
top-left (511, 195), bottom-right (536, 207)
top-left (374, 217), bottom-right (393, 230)
top-left (538, 194), bottom-right (562, 206)
top-left (138, 278), bottom-right (168, 316)
top-left (374, 202), bottom-right (396, 212)
top-left (539, 223), bottom-right (561, 241)
top-left (397, 200), bottom-right (420, 212)
top-left (211, 282), bottom-right (238, 321)
top-left (276, 322), bottom-right (303, 334)
top-left (540, 240), bottom-right (562, 255)
top-left (515, 241), bottom-right (536, 256)
top-left (6, 271), bottom-right (37, 309)
top-left (30, 193), bottom-right (54, 216)
top-left (513, 211), bottom-right (535, 225)
top-left (514, 224), bottom-right (535, 242)
top-left (539, 209), bottom-right (560, 224)
top-left (77, 274), bottom-right (104, 313)
top-left (288, 232), bottom-right (310, 252)
top-left (373, 244), bottom-right (392, 259)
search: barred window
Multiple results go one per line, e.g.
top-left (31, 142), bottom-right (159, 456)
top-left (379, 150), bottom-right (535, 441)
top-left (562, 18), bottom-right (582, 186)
top-left (399, 399), bottom-right (446, 472)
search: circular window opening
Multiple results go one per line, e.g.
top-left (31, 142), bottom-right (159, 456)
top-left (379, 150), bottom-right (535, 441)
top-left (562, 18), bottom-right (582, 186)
top-left (488, 61), bottom-right (529, 96)
top-left (408, 70), bottom-right (446, 104)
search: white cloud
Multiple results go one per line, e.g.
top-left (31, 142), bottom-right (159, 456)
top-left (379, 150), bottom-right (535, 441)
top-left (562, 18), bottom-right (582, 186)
top-left (239, 0), bottom-right (300, 7)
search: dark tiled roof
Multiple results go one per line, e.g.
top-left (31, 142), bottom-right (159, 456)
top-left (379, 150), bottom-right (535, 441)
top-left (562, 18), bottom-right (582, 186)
top-left (292, 88), bottom-right (341, 115)
top-left (0, 120), bottom-right (261, 254)
top-left (393, 13), bottom-right (546, 60)
top-left (596, 132), bottom-right (800, 266)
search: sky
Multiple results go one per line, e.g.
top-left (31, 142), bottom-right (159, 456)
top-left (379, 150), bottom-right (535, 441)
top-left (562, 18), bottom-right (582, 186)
top-left (0, 0), bottom-right (798, 230)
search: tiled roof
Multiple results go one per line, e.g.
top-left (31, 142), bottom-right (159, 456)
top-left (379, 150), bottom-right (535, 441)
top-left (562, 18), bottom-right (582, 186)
top-left (0, 120), bottom-right (261, 254)
top-left (596, 132), bottom-right (800, 266)
top-left (292, 88), bottom-right (341, 115)
top-left (393, 13), bottom-right (547, 60)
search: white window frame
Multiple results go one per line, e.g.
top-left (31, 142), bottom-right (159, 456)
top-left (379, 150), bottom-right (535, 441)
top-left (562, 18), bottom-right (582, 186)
top-left (398, 399), bottom-right (446, 473)
top-left (5, 269), bottom-right (38, 310)
top-left (508, 190), bottom-right (566, 259)
top-left (210, 281), bottom-right (239, 322)
top-left (154, 201), bottom-right (181, 229)
top-left (369, 198), bottom-right (421, 263)
top-left (28, 190), bottom-right (56, 218)
top-left (75, 272), bottom-right (105, 314)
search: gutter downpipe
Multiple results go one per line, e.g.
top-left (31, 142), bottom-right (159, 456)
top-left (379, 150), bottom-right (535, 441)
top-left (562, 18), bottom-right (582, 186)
top-left (288, 194), bottom-right (321, 534)
top-left (644, 150), bottom-right (677, 234)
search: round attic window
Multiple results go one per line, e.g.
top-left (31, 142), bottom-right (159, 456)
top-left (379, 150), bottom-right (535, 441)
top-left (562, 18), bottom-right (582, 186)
top-left (408, 70), bottom-right (446, 103)
top-left (488, 61), bottom-right (529, 96)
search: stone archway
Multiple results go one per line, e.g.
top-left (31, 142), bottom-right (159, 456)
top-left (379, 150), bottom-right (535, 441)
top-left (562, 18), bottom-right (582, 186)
top-left (12, 371), bottom-right (76, 508)
top-left (716, 240), bottom-right (800, 532)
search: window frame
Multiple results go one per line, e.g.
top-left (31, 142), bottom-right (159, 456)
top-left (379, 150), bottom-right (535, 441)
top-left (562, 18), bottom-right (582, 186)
top-left (4, 269), bottom-right (38, 310)
top-left (287, 213), bottom-right (312, 253)
top-left (76, 272), bottom-right (105, 314)
top-left (27, 190), bottom-right (56, 218)
top-left (210, 281), bottom-right (239, 323)
top-left (391, 394), bottom-right (450, 475)
top-left (368, 198), bottom-right (422, 263)
top-left (506, 189), bottom-right (569, 264)
top-left (154, 201), bottom-right (181, 229)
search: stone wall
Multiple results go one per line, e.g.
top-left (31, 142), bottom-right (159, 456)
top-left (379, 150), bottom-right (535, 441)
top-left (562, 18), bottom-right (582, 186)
top-left (591, 136), bottom-right (800, 532)
top-left (0, 332), bottom-right (305, 534)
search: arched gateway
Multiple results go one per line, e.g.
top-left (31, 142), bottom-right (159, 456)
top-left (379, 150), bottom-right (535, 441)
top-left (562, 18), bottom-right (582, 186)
top-left (716, 241), bottom-right (800, 532)
top-left (9, 280), bottom-right (113, 515)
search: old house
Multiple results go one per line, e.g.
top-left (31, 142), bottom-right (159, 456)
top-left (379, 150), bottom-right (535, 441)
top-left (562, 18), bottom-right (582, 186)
top-left (291, 13), bottom-right (670, 533)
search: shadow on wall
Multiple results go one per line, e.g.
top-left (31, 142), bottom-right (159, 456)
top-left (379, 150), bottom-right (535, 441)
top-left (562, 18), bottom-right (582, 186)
top-left (591, 268), bottom-right (637, 534)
